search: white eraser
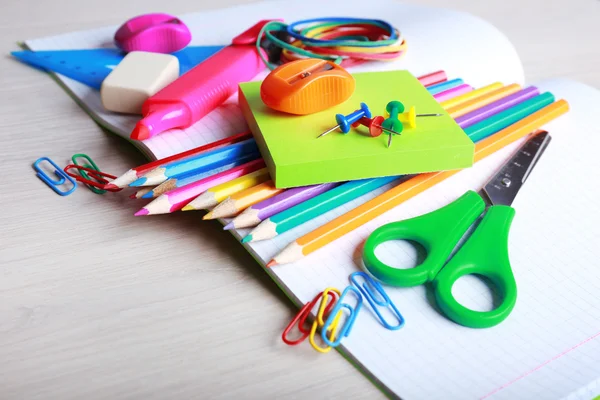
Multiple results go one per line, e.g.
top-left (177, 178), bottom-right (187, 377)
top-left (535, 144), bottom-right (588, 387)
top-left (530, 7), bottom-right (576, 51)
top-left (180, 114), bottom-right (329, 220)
top-left (101, 51), bottom-right (179, 114)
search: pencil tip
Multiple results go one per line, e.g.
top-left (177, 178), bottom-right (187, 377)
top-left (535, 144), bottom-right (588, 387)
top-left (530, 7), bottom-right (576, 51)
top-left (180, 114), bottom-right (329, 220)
top-left (266, 260), bottom-right (277, 268)
top-left (141, 191), bottom-right (154, 199)
top-left (203, 212), bottom-right (213, 220)
top-left (223, 222), bottom-right (234, 230)
top-left (241, 235), bottom-right (252, 243)
top-left (104, 182), bottom-right (118, 190)
top-left (134, 208), bottom-right (149, 216)
top-left (129, 193), bottom-right (137, 199)
top-left (181, 205), bottom-right (193, 211)
top-left (129, 177), bottom-right (146, 187)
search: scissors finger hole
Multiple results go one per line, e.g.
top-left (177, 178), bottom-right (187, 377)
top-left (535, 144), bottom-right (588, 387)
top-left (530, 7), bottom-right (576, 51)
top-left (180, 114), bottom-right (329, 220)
top-left (451, 274), bottom-right (502, 312)
top-left (373, 239), bottom-right (426, 269)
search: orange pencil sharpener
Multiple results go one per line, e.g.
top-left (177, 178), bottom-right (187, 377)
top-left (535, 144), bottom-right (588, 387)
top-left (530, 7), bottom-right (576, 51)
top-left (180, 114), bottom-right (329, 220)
top-left (260, 58), bottom-right (355, 115)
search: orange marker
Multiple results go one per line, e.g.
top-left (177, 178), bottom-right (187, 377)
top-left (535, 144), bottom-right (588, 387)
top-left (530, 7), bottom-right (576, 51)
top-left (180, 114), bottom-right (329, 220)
top-left (204, 180), bottom-right (284, 219)
top-left (267, 100), bottom-right (569, 266)
top-left (260, 58), bottom-right (355, 115)
top-left (446, 84), bottom-right (521, 118)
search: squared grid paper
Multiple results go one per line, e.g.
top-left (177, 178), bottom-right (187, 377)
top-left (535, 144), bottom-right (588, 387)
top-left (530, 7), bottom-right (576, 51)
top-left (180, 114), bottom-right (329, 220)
top-left (23, 0), bottom-right (525, 161)
top-left (234, 79), bottom-right (600, 399)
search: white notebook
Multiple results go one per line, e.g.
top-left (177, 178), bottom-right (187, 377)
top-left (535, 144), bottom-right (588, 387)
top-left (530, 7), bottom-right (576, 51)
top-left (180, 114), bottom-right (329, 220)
top-left (23, 1), bottom-right (600, 399)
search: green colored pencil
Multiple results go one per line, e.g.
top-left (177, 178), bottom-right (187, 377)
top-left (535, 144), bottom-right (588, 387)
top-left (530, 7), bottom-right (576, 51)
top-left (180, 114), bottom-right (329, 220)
top-left (242, 176), bottom-right (401, 243)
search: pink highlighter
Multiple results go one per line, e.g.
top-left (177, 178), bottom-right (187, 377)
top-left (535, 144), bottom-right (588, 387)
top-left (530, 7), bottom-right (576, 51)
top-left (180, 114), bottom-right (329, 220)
top-left (130, 20), bottom-right (278, 141)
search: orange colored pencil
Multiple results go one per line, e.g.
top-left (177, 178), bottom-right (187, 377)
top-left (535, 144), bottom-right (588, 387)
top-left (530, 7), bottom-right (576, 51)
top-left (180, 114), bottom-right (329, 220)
top-left (203, 180), bottom-right (285, 219)
top-left (447, 84), bottom-right (521, 118)
top-left (268, 100), bottom-right (569, 266)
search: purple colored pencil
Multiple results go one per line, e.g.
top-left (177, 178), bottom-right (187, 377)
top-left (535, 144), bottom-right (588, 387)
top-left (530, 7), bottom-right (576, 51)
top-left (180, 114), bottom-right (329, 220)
top-left (456, 86), bottom-right (540, 128)
top-left (433, 84), bottom-right (473, 102)
top-left (224, 182), bottom-right (340, 230)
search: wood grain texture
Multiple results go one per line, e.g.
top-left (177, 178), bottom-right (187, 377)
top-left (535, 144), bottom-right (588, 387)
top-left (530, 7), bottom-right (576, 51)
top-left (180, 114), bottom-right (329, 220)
top-left (0, 0), bottom-right (598, 399)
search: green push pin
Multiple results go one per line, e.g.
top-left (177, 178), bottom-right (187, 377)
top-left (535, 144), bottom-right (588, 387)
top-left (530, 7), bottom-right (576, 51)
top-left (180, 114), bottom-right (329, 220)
top-left (381, 101), bottom-right (405, 148)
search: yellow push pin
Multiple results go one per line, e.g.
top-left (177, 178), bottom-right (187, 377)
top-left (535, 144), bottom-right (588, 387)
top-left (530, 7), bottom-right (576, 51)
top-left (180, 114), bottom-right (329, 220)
top-left (385, 103), bottom-right (442, 130)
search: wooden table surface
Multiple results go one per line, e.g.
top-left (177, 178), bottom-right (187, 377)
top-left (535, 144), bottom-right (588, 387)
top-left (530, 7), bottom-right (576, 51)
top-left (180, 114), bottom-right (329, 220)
top-left (1, 0), bottom-right (598, 398)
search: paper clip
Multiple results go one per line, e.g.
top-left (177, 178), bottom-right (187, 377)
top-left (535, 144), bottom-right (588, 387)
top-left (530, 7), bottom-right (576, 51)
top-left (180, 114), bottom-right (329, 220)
top-left (350, 271), bottom-right (405, 330)
top-left (282, 290), bottom-right (338, 346)
top-left (71, 153), bottom-right (110, 194)
top-left (309, 287), bottom-right (343, 353)
top-left (33, 157), bottom-right (76, 196)
top-left (321, 286), bottom-right (363, 348)
top-left (63, 164), bottom-right (120, 193)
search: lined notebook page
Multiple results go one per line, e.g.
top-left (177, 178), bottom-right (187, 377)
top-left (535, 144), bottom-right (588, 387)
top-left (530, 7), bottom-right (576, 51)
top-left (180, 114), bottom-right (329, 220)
top-left (23, 0), bottom-right (524, 161)
top-left (234, 78), bottom-right (600, 399)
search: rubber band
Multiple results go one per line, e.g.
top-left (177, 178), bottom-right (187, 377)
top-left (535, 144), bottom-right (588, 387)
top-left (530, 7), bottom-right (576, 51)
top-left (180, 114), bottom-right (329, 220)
top-left (256, 17), bottom-right (406, 70)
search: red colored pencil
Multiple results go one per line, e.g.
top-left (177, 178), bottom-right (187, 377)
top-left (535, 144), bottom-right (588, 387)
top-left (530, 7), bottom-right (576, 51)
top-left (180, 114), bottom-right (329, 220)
top-left (105, 130), bottom-right (252, 189)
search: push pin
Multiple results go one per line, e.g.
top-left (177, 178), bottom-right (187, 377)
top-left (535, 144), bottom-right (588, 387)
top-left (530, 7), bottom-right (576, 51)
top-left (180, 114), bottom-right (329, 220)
top-left (351, 116), bottom-right (402, 137)
top-left (317, 103), bottom-right (371, 138)
top-left (398, 106), bottom-right (442, 129)
top-left (381, 101), bottom-right (405, 148)
top-left (382, 101), bottom-right (443, 147)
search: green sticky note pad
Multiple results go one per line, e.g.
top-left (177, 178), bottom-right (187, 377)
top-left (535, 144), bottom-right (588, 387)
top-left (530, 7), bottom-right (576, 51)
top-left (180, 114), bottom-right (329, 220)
top-left (239, 70), bottom-right (474, 188)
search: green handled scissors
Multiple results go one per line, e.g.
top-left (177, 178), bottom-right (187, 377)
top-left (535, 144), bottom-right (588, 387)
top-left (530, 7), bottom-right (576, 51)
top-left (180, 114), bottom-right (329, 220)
top-left (363, 131), bottom-right (551, 328)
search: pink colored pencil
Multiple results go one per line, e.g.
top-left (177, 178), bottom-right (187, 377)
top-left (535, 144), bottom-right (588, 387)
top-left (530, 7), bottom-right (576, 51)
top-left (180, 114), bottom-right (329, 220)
top-left (135, 158), bottom-right (266, 215)
top-left (418, 70), bottom-right (447, 87)
top-left (434, 84), bottom-right (473, 102)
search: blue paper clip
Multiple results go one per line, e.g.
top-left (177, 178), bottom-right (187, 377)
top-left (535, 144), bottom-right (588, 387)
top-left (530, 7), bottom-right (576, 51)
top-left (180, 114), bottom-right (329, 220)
top-left (33, 157), bottom-right (76, 196)
top-left (321, 286), bottom-right (363, 347)
top-left (350, 271), bottom-right (405, 330)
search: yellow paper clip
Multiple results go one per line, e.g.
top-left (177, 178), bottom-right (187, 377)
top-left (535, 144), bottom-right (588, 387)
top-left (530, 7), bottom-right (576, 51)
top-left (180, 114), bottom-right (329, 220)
top-left (309, 287), bottom-right (343, 353)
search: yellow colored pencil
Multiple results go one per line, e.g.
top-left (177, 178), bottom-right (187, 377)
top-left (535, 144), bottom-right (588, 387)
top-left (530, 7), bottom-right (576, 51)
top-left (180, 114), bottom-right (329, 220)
top-left (204, 180), bottom-right (284, 219)
top-left (447, 84), bottom-right (521, 118)
top-left (183, 168), bottom-right (271, 211)
top-left (440, 82), bottom-right (503, 110)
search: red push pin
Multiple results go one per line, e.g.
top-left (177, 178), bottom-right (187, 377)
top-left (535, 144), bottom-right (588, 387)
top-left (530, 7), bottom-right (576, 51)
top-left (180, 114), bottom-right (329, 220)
top-left (352, 116), bottom-right (402, 137)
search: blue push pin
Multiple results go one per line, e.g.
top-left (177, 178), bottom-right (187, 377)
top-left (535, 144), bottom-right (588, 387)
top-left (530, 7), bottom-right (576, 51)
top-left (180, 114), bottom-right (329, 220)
top-left (317, 103), bottom-right (372, 138)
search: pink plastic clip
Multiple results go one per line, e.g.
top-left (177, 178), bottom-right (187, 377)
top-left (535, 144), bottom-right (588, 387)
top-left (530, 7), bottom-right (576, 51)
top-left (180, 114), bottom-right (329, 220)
top-left (114, 13), bottom-right (192, 54)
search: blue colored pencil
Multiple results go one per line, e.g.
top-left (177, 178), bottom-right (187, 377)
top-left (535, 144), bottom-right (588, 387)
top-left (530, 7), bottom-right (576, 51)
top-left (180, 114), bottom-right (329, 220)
top-left (426, 78), bottom-right (464, 95)
top-left (130, 139), bottom-right (258, 187)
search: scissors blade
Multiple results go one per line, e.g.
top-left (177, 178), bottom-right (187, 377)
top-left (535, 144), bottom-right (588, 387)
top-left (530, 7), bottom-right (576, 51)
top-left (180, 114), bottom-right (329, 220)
top-left (482, 130), bottom-right (552, 206)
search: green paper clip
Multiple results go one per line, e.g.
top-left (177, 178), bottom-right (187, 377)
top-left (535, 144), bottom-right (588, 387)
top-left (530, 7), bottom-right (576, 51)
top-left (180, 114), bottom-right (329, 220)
top-left (71, 154), bottom-right (106, 194)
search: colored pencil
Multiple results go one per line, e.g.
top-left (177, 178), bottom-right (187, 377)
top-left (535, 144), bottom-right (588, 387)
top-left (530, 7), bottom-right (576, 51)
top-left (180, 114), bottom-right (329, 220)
top-left (439, 82), bottom-right (503, 110)
top-left (433, 84), bottom-right (473, 102)
top-left (464, 92), bottom-right (553, 142)
top-left (241, 78), bottom-right (491, 242)
top-left (242, 176), bottom-right (400, 243)
top-left (140, 157), bottom-right (255, 199)
top-left (224, 182), bottom-right (340, 230)
top-left (418, 70), bottom-right (447, 87)
top-left (456, 86), bottom-right (539, 128)
top-left (204, 180), bottom-right (284, 220)
top-left (130, 138), bottom-right (259, 187)
top-left (130, 187), bottom-right (153, 199)
top-left (182, 168), bottom-right (271, 211)
top-left (267, 100), bottom-right (569, 266)
top-left (447, 84), bottom-right (521, 118)
top-left (426, 78), bottom-right (464, 95)
top-left (134, 159), bottom-right (265, 216)
top-left (106, 130), bottom-right (252, 189)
